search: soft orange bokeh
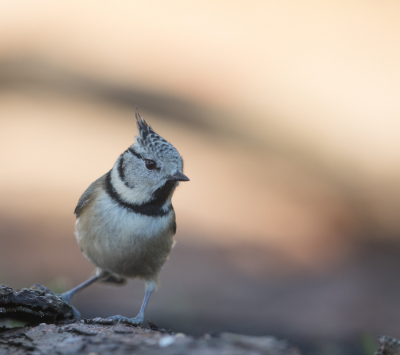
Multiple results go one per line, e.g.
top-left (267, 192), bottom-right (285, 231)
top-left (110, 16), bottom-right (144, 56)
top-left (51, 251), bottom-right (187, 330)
top-left (1, 1), bottom-right (400, 351)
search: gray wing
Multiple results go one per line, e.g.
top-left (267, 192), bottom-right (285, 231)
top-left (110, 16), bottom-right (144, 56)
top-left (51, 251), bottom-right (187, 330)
top-left (74, 173), bottom-right (107, 218)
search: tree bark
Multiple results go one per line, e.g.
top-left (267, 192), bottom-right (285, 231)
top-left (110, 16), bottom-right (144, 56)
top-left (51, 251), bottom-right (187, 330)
top-left (0, 284), bottom-right (303, 355)
top-left (0, 285), bottom-right (74, 324)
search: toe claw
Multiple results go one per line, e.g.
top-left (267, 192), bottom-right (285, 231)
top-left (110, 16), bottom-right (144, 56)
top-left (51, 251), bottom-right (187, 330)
top-left (70, 306), bottom-right (81, 320)
top-left (61, 293), bottom-right (71, 304)
top-left (59, 293), bottom-right (81, 319)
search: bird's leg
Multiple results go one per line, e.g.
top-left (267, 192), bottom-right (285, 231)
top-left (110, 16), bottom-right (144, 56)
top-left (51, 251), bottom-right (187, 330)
top-left (60, 275), bottom-right (99, 319)
top-left (109, 281), bottom-right (154, 326)
top-left (61, 275), bottom-right (99, 304)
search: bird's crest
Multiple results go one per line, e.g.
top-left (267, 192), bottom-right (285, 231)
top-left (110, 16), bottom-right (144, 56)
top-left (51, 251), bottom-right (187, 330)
top-left (135, 107), bottom-right (154, 141)
top-left (134, 108), bottom-right (174, 158)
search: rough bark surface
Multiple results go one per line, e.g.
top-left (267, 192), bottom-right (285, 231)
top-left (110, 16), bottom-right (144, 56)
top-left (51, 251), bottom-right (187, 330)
top-left (0, 320), bottom-right (300, 355)
top-left (375, 336), bottom-right (400, 355)
top-left (0, 285), bottom-right (74, 323)
top-left (0, 285), bottom-right (301, 354)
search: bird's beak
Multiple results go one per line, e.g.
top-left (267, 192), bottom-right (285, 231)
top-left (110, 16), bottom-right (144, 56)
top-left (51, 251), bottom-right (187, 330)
top-left (170, 171), bottom-right (190, 182)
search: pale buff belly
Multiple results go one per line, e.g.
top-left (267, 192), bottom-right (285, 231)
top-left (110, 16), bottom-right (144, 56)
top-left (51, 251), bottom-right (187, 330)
top-left (75, 202), bottom-right (175, 280)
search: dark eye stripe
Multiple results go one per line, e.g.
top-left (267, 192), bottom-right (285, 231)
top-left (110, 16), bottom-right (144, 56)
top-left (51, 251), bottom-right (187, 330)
top-left (128, 147), bottom-right (161, 171)
top-left (128, 147), bottom-right (144, 160)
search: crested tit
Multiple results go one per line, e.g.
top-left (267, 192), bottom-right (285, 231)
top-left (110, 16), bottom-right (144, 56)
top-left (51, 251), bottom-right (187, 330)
top-left (61, 109), bottom-right (189, 325)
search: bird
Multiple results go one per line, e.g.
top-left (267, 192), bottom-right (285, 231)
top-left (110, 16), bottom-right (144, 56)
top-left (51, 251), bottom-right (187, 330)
top-left (60, 108), bottom-right (189, 325)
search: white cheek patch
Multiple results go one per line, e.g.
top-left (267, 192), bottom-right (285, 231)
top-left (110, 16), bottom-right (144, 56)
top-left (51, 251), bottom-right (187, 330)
top-left (111, 160), bottom-right (159, 205)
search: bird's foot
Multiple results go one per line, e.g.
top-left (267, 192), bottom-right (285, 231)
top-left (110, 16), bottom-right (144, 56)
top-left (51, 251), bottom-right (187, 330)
top-left (60, 292), bottom-right (71, 305)
top-left (108, 314), bottom-right (143, 326)
top-left (60, 292), bottom-right (81, 320)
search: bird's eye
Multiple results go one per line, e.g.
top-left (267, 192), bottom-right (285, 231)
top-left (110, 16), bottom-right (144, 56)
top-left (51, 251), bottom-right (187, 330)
top-left (145, 160), bottom-right (157, 170)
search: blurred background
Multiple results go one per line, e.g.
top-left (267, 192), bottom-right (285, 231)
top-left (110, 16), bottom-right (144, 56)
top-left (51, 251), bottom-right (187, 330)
top-left (1, 1), bottom-right (400, 354)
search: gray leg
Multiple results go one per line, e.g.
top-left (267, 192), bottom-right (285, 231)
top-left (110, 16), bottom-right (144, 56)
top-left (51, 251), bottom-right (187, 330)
top-left (109, 281), bottom-right (154, 326)
top-left (61, 275), bottom-right (99, 318)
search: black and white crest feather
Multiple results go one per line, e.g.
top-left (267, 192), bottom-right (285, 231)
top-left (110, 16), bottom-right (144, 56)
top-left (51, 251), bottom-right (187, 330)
top-left (135, 108), bottom-right (154, 140)
top-left (134, 108), bottom-right (179, 161)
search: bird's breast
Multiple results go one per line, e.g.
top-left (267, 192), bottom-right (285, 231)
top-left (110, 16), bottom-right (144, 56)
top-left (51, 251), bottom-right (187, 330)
top-left (75, 190), bottom-right (176, 278)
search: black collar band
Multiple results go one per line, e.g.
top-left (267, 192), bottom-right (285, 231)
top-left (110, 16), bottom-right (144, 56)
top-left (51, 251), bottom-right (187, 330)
top-left (105, 171), bottom-right (174, 217)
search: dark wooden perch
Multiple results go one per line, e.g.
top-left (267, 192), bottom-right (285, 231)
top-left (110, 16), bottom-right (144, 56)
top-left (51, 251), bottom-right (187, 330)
top-left (0, 283), bottom-right (390, 355)
top-left (375, 336), bottom-right (400, 355)
top-left (1, 321), bottom-right (302, 355)
top-left (0, 285), bottom-right (74, 323)
top-left (0, 284), bottom-right (303, 354)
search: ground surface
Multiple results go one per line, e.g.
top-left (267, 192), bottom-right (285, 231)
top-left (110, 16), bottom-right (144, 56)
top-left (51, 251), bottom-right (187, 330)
top-left (0, 285), bottom-right (299, 355)
top-left (0, 320), bottom-right (300, 355)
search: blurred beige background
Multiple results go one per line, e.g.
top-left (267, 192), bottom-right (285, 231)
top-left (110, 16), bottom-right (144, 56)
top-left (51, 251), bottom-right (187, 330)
top-left (1, 2), bottom-right (400, 354)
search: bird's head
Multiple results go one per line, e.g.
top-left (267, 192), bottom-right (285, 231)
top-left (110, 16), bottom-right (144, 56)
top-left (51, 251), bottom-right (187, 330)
top-left (116, 109), bottom-right (189, 204)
